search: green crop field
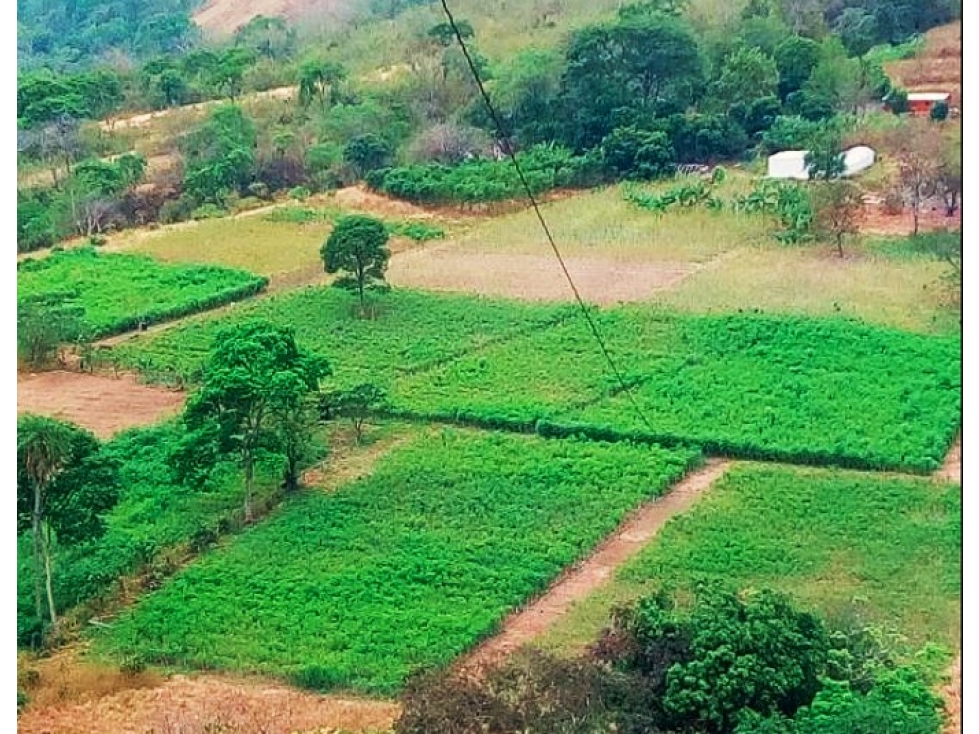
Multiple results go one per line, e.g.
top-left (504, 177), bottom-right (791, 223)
top-left (537, 464), bottom-right (961, 658)
top-left (555, 312), bottom-right (961, 472)
top-left (16, 422), bottom-right (290, 647)
top-left (106, 287), bottom-right (573, 387)
top-left (17, 247), bottom-right (268, 339)
top-left (108, 289), bottom-right (960, 473)
top-left (95, 430), bottom-right (698, 694)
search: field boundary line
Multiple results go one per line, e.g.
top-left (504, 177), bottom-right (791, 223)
top-left (456, 458), bottom-right (731, 675)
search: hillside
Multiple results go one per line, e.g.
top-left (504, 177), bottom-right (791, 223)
top-left (193, 0), bottom-right (361, 36)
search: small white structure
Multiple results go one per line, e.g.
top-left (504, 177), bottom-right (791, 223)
top-left (766, 146), bottom-right (876, 181)
top-left (767, 150), bottom-right (810, 180)
top-left (841, 145), bottom-right (875, 177)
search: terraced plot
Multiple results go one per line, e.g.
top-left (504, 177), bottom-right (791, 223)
top-left (537, 463), bottom-right (962, 659)
top-left (95, 431), bottom-right (698, 694)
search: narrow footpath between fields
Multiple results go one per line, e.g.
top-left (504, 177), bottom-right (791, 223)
top-left (458, 458), bottom-right (732, 674)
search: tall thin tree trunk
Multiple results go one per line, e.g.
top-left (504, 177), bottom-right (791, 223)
top-left (32, 487), bottom-right (44, 625)
top-left (244, 452), bottom-right (254, 523)
top-left (43, 524), bottom-right (58, 633)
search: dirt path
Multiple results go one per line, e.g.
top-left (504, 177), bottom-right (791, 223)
top-left (935, 435), bottom-right (961, 483)
top-left (941, 656), bottom-right (961, 734)
top-left (17, 371), bottom-right (185, 438)
top-left (458, 458), bottom-right (732, 674)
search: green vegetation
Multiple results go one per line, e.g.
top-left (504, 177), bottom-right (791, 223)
top-left (17, 422), bottom-right (292, 647)
top-left (539, 464), bottom-right (961, 657)
top-left (369, 144), bottom-right (600, 204)
top-left (106, 287), bottom-right (573, 387)
top-left (97, 431), bottom-right (698, 693)
top-left (399, 584), bottom-right (945, 733)
top-left (558, 312), bottom-right (959, 472)
top-left (108, 290), bottom-right (959, 473)
top-left (17, 247), bottom-right (268, 339)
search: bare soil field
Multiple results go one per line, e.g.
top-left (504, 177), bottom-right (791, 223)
top-left (17, 372), bottom-right (185, 438)
top-left (459, 459), bottom-right (731, 673)
top-left (388, 246), bottom-right (703, 304)
top-left (860, 202), bottom-right (961, 237)
top-left (885, 22), bottom-right (962, 106)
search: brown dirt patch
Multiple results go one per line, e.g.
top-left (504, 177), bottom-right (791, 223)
top-left (941, 656), bottom-right (961, 734)
top-left (859, 203), bottom-right (960, 237)
top-left (935, 435), bottom-right (961, 483)
top-left (18, 670), bottom-right (399, 734)
top-left (332, 185), bottom-right (435, 221)
top-left (388, 247), bottom-right (699, 305)
top-left (193, 0), bottom-right (355, 36)
top-left (885, 22), bottom-right (962, 106)
top-left (17, 371), bottom-right (185, 439)
top-left (458, 459), bottom-right (731, 674)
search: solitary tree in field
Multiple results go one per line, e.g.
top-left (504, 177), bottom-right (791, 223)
top-left (323, 383), bottom-right (389, 443)
top-left (321, 215), bottom-right (391, 315)
top-left (17, 415), bottom-right (119, 636)
top-left (17, 296), bottom-right (87, 369)
top-left (813, 181), bottom-right (863, 258)
top-left (183, 322), bottom-right (330, 522)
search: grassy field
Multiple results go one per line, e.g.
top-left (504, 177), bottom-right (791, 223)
top-left (536, 463), bottom-right (961, 660)
top-left (94, 430), bottom-right (698, 694)
top-left (655, 243), bottom-right (957, 335)
top-left (108, 215), bottom-right (334, 277)
top-left (445, 183), bottom-right (768, 262)
top-left (17, 247), bottom-right (268, 339)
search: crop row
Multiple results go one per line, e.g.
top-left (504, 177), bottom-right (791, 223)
top-left (17, 247), bottom-right (268, 340)
top-left (110, 287), bottom-right (961, 473)
top-left (107, 287), bottom-right (575, 388)
top-left (95, 431), bottom-right (698, 694)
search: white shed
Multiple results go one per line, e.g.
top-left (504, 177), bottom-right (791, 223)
top-left (841, 145), bottom-right (875, 177)
top-left (767, 146), bottom-right (876, 181)
top-left (767, 150), bottom-right (810, 180)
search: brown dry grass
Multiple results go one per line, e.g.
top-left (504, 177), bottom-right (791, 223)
top-left (885, 21), bottom-right (962, 105)
top-left (193, 0), bottom-right (356, 36)
top-left (17, 371), bottom-right (185, 439)
top-left (18, 667), bottom-right (399, 734)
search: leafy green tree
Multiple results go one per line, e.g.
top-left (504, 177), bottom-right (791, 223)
top-left (234, 15), bottom-right (296, 62)
top-left (343, 134), bottom-right (393, 178)
top-left (426, 20), bottom-right (473, 47)
top-left (601, 127), bottom-right (677, 180)
top-left (298, 60), bottom-right (347, 108)
top-left (559, 11), bottom-right (705, 149)
top-left (805, 127), bottom-right (846, 181)
top-left (210, 47), bottom-right (255, 102)
top-left (885, 87), bottom-right (910, 114)
top-left (710, 46), bottom-right (780, 111)
top-left (930, 100), bottom-right (950, 121)
top-left (17, 194), bottom-right (57, 252)
top-left (183, 322), bottom-right (329, 522)
top-left (321, 215), bottom-right (392, 314)
top-left (813, 180), bottom-right (863, 257)
top-left (17, 415), bottom-right (119, 635)
top-left (182, 104), bottom-right (257, 205)
top-left (17, 295), bottom-right (88, 368)
top-left (774, 36), bottom-right (822, 102)
top-left (485, 48), bottom-right (563, 146)
top-left (323, 383), bottom-right (389, 442)
top-left (604, 586), bottom-right (830, 733)
top-left (833, 7), bottom-right (879, 56)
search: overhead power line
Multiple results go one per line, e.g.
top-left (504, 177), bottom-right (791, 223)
top-left (438, 0), bottom-right (656, 434)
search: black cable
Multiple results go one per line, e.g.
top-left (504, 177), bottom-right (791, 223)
top-left (438, 0), bottom-right (656, 434)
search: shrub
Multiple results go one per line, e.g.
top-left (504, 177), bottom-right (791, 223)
top-left (288, 186), bottom-right (312, 201)
top-left (191, 203), bottom-right (227, 220)
top-left (930, 100), bottom-right (949, 122)
top-left (601, 127), bottom-right (677, 181)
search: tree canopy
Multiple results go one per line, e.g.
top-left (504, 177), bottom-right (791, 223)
top-left (321, 215), bottom-right (392, 313)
